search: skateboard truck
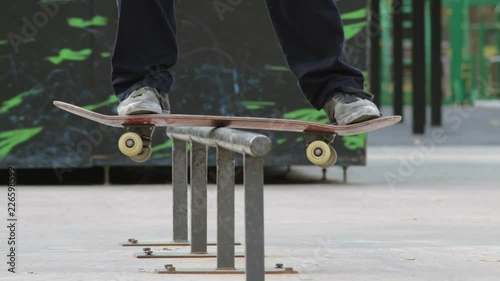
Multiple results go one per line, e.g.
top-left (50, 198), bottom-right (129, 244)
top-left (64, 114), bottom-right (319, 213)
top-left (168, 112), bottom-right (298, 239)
top-left (304, 133), bottom-right (337, 168)
top-left (118, 125), bottom-right (155, 162)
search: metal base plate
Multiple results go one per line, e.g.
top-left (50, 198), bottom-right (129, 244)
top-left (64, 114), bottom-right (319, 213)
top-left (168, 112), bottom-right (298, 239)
top-left (120, 240), bottom-right (242, 247)
top-left (154, 267), bottom-right (298, 274)
top-left (135, 251), bottom-right (245, 259)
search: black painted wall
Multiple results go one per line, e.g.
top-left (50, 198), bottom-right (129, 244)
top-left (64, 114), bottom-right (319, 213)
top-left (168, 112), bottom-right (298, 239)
top-left (0, 0), bottom-right (369, 169)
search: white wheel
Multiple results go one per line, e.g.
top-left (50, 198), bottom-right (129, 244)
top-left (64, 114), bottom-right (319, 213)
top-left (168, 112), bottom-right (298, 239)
top-left (320, 148), bottom-right (338, 168)
top-left (306, 141), bottom-right (333, 167)
top-left (130, 147), bottom-right (152, 163)
top-left (118, 132), bottom-right (143, 156)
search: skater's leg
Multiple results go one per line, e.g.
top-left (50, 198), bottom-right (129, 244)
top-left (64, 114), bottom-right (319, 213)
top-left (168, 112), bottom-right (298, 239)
top-left (265, 0), bottom-right (380, 125)
top-left (112, 0), bottom-right (177, 102)
top-left (265, 0), bottom-right (364, 109)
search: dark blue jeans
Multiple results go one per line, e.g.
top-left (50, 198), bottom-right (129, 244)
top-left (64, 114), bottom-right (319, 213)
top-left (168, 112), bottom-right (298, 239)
top-left (112, 0), bottom-right (364, 109)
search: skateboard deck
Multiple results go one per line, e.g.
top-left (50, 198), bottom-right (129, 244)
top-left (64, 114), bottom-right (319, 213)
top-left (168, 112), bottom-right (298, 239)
top-left (53, 101), bottom-right (401, 136)
top-left (53, 101), bottom-right (401, 166)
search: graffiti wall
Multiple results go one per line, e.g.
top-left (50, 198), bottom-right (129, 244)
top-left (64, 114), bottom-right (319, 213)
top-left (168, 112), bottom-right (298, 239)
top-left (0, 0), bottom-right (370, 169)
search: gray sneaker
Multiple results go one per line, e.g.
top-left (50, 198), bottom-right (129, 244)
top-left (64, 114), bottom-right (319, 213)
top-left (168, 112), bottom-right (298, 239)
top-left (117, 87), bottom-right (170, 115)
top-left (323, 87), bottom-right (381, 125)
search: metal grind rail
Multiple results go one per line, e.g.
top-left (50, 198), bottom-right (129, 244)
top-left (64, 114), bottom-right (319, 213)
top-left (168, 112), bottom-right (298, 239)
top-left (123, 126), bottom-right (296, 280)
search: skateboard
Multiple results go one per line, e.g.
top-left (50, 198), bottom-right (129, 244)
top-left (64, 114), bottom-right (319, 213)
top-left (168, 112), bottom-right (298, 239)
top-left (53, 101), bottom-right (401, 167)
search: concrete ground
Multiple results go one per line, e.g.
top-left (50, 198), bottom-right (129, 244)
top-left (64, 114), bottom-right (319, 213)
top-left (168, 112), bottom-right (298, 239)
top-left (1, 145), bottom-right (499, 281)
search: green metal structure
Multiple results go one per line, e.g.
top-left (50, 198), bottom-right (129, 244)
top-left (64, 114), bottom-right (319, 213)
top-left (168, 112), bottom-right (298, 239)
top-left (450, 0), bottom-right (500, 103)
top-left (442, 0), bottom-right (500, 102)
top-left (379, 0), bottom-right (500, 105)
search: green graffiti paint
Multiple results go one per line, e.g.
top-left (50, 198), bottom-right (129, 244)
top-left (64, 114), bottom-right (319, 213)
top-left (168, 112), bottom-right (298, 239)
top-left (0, 40), bottom-right (7, 46)
top-left (101, 52), bottom-right (111, 58)
top-left (276, 138), bottom-right (287, 145)
top-left (46, 48), bottom-right (92, 65)
top-left (341, 8), bottom-right (367, 20)
top-left (0, 88), bottom-right (44, 113)
top-left (264, 64), bottom-right (289, 72)
top-left (295, 136), bottom-right (304, 143)
top-left (68, 16), bottom-right (108, 28)
top-left (83, 95), bottom-right (118, 111)
top-left (341, 8), bottom-right (367, 40)
top-left (0, 127), bottom-right (43, 159)
top-left (245, 105), bottom-right (260, 110)
top-left (284, 108), bottom-right (329, 124)
top-left (342, 134), bottom-right (366, 151)
top-left (151, 139), bottom-right (173, 152)
top-left (344, 22), bottom-right (367, 40)
top-left (241, 101), bottom-right (275, 110)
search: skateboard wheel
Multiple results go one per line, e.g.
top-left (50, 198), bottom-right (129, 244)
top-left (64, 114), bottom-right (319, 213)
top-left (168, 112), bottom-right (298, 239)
top-left (320, 147), bottom-right (338, 168)
top-left (306, 141), bottom-right (333, 167)
top-left (118, 132), bottom-right (143, 156)
top-left (130, 147), bottom-right (152, 163)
